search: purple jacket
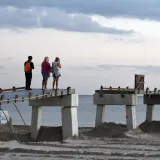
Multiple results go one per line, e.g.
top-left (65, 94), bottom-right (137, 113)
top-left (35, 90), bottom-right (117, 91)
top-left (41, 61), bottom-right (51, 74)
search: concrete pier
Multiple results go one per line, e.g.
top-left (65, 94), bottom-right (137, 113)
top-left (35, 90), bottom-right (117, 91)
top-left (29, 94), bottom-right (78, 107)
top-left (31, 106), bottom-right (42, 140)
top-left (29, 93), bottom-right (79, 140)
top-left (95, 105), bottom-right (105, 127)
top-left (144, 95), bottom-right (157, 122)
top-left (146, 104), bottom-right (154, 122)
top-left (62, 107), bottom-right (78, 139)
top-left (94, 93), bottom-right (137, 129)
top-left (93, 94), bottom-right (136, 105)
top-left (126, 105), bottom-right (136, 129)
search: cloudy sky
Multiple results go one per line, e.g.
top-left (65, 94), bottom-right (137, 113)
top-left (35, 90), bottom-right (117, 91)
top-left (0, 0), bottom-right (160, 94)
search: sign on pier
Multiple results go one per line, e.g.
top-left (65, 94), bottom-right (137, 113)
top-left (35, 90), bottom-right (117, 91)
top-left (134, 74), bottom-right (145, 90)
top-left (0, 110), bottom-right (10, 124)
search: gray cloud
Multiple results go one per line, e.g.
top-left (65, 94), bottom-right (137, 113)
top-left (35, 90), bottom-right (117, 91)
top-left (0, 65), bottom-right (5, 69)
top-left (98, 65), bottom-right (160, 74)
top-left (3, 57), bottom-right (12, 61)
top-left (67, 66), bottom-right (95, 71)
top-left (0, 7), bottom-right (133, 34)
top-left (0, 0), bottom-right (160, 21)
top-left (69, 64), bottom-right (160, 74)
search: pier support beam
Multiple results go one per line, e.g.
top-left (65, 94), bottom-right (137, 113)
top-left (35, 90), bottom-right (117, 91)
top-left (30, 94), bottom-right (79, 140)
top-left (126, 105), bottom-right (136, 130)
top-left (31, 106), bottom-right (42, 140)
top-left (94, 93), bottom-right (137, 129)
top-left (146, 104), bottom-right (154, 122)
top-left (95, 105), bottom-right (105, 127)
top-left (61, 107), bottom-right (78, 140)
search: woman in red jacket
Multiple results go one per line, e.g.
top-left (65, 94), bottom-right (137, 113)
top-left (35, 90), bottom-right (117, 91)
top-left (41, 57), bottom-right (51, 90)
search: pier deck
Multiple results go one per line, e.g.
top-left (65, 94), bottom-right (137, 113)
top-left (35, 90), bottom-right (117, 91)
top-left (93, 74), bottom-right (160, 131)
top-left (95, 88), bottom-right (160, 95)
top-left (0, 87), bottom-right (78, 140)
top-left (0, 88), bottom-right (75, 104)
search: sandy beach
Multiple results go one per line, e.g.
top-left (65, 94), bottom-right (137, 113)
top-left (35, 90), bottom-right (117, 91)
top-left (1, 0), bottom-right (160, 159)
top-left (0, 122), bottom-right (160, 159)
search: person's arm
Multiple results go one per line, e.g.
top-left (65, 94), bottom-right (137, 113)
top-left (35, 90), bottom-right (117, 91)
top-left (30, 62), bottom-right (34, 69)
top-left (48, 63), bottom-right (51, 71)
top-left (57, 62), bottom-right (62, 68)
top-left (49, 63), bottom-right (51, 69)
top-left (51, 62), bottom-right (53, 73)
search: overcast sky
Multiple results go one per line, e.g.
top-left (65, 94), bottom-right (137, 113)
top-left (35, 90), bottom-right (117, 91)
top-left (0, 0), bottom-right (160, 94)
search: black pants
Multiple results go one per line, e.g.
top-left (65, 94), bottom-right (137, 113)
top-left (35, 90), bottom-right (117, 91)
top-left (25, 72), bottom-right (32, 89)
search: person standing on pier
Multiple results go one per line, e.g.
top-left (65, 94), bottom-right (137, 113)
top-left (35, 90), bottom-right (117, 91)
top-left (41, 57), bottom-right (51, 90)
top-left (52, 57), bottom-right (62, 90)
top-left (24, 56), bottom-right (34, 90)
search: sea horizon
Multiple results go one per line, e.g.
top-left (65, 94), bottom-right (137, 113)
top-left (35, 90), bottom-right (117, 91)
top-left (1, 95), bottom-right (159, 128)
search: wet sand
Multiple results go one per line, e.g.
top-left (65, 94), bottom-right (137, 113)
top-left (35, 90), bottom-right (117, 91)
top-left (0, 122), bottom-right (160, 159)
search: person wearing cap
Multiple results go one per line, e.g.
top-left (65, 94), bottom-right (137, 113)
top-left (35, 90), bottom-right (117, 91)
top-left (24, 56), bottom-right (34, 90)
top-left (52, 57), bottom-right (62, 90)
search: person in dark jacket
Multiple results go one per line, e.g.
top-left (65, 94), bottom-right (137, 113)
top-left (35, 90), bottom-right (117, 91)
top-left (24, 56), bottom-right (34, 90)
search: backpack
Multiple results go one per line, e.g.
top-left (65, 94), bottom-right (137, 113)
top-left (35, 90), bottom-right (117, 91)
top-left (24, 61), bottom-right (31, 72)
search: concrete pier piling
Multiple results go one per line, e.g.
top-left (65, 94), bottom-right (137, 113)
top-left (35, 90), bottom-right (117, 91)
top-left (62, 107), bottom-right (78, 139)
top-left (31, 106), bottom-right (42, 140)
top-left (93, 74), bottom-right (160, 130)
top-left (143, 94), bottom-right (160, 122)
top-left (95, 105), bottom-right (105, 127)
top-left (93, 92), bottom-right (137, 129)
top-left (126, 105), bottom-right (136, 130)
top-left (2, 73), bottom-right (160, 140)
top-left (29, 90), bottom-right (79, 140)
top-left (0, 88), bottom-right (79, 141)
top-left (146, 104), bottom-right (154, 122)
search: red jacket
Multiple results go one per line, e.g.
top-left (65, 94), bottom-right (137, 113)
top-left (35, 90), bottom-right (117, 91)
top-left (41, 61), bottom-right (51, 74)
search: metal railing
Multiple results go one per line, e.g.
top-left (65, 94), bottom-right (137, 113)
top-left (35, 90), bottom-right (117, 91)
top-left (0, 87), bottom-right (75, 105)
top-left (95, 86), bottom-right (160, 97)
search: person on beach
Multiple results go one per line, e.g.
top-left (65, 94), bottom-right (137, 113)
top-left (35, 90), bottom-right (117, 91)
top-left (41, 57), bottom-right (51, 90)
top-left (24, 56), bottom-right (34, 90)
top-left (52, 57), bottom-right (62, 90)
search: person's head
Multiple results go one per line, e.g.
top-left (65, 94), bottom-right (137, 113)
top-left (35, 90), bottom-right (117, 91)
top-left (44, 56), bottom-right (49, 62)
top-left (28, 56), bottom-right (33, 61)
top-left (55, 57), bottom-right (60, 62)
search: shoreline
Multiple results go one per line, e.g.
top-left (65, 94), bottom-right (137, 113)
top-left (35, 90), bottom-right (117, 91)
top-left (0, 122), bottom-right (160, 159)
top-left (0, 121), bottom-right (160, 142)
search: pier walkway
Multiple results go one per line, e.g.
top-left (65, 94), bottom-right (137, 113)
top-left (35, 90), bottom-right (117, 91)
top-left (0, 87), bottom-right (79, 140)
top-left (1, 74), bottom-right (160, 142)
top-left (94, 74), bottom-right (160, 130)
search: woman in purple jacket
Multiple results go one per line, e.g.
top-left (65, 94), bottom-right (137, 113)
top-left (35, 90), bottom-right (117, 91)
top-left (41, 57), bottom-right (51, 90)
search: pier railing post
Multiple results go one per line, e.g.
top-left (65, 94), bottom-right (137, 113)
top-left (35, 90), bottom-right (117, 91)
top-left (146, 104), bottom-right (154, 122)
top-left (31, 106), bottom-right (42, 140)
top-left (126, 105), bottom-right (136, 130)
top-left (95, 105), bottom-right (105, 127)
top-left (61, 106), bottom-right (78, 140)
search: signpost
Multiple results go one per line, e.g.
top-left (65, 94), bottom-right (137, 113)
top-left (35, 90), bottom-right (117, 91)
top-left (134, 74), bottom-right (145, 90)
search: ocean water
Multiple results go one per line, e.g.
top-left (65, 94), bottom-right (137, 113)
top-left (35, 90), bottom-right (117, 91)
top-left (1, 95), bottom-right (160, 127)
